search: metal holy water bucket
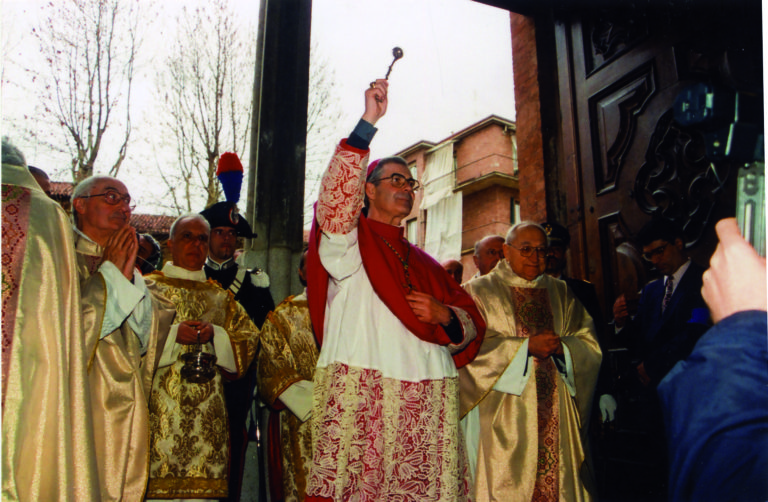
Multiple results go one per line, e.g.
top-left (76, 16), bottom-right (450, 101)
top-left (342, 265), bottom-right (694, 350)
top-left (180, 344), bottom-right (217, 384)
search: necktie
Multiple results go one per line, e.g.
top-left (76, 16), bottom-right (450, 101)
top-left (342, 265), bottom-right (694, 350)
top-left (662, 276), bottom-right (674, 313)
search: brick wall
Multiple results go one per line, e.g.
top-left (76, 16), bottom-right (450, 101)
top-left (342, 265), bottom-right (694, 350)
top-left (462, 184), bottom-right (516, 247)
top-left (510, 12), bottom-right (547, 223)
top-left (455, 124), bottom-right (515, 185)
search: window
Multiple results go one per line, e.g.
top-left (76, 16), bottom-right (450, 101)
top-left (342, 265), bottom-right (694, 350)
top-left (510, 197), bottom-right (521, 224)
top-left (511, 135), bottom-right (519, 177)
top-left (406, 218), bottom-right (418, 244)
top-left (409, 162), bottom-right (418, 181)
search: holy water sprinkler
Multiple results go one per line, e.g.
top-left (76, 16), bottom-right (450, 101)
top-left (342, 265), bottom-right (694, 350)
top-left (385, 47), bottom-right (404, 79)
top-left (371, 47), bottom-right (404, 100)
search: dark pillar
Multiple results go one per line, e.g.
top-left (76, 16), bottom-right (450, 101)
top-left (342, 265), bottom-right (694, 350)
top-left (246, 0), bottom-right (312, 303)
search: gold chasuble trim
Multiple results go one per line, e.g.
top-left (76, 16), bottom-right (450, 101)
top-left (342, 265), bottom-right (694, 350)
top-left (510, 286), bottom-right (560, 502)
top-left (147, 476), bottom-right (228, 497)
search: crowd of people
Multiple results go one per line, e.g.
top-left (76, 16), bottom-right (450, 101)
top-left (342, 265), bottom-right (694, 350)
top-left (1, 77), bottom-right (766, 502)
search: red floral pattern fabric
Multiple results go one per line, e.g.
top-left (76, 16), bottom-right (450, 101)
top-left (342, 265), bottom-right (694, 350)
top-left (1, 184), bottom-right (30, 409)
top-left (316, 141), bottom-right (368, 235)
top-left (308, 362), bottom-right (470, 501)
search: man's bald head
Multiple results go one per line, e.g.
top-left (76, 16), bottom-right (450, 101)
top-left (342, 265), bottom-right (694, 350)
top-left (441, 259), bottom-right (463, 284)
top-left (503, 222), bottom-right (548, 281)
top-left (71, 175), bottom-right (133, 246)
top-left (168, 214), bottom-right (211, 271)
top-left (473, 235), bottom-right (505, 276)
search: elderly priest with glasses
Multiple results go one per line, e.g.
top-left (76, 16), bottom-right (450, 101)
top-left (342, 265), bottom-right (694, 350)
top-left (71, 175), bottom-right (172, 502)
top-left (459, 221), bottom-right (602, 502)
top-left (305, 78), bottom-right (486, 501)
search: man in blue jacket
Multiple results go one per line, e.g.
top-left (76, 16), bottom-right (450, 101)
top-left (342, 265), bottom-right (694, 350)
top-left (658, 217), bottom-right (767, 502)
top-left (612, 218), bottom-right (710, 500)
top-left (613, 219), bottom-right (709, 387)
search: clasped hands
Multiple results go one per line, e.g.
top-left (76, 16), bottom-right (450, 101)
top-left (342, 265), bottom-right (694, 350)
top-left (101, 224), bottom-right (139, 280)
top-left (528, 329), bottom-right (564, 359)
top-left (177, 320), bottom-right (214, 345)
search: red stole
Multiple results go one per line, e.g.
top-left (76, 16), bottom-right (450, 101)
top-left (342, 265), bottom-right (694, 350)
top-left (307, 212), bottom-right (485, 369)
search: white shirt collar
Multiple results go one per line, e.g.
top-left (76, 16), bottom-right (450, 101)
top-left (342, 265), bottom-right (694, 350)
top-left (162, 262), bottom-right (207, 282)
top-left (666, 259), bottom-right (691, 292)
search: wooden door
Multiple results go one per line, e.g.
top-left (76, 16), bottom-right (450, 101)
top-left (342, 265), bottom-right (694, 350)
top-left (553, 2), bottom-right (762, 321)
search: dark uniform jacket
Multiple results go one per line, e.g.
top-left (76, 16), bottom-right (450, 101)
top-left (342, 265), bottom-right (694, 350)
top-left (205, 258), bottom-right (274, 328)
top-left (204, 257), bottom-right (274, 502)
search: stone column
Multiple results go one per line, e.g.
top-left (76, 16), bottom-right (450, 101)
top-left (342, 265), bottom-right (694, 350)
top-left (245, 0), bottom-right (312, 305)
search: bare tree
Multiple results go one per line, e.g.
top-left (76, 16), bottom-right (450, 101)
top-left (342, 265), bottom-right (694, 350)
top-left (32, 0), bottom-right (140, 183)
top-left (303, 43), bottom-right (345, 226)
top-left (156, 0), bottom-right (254, 213)
top-left (153, 5), bottom-right (342, 216)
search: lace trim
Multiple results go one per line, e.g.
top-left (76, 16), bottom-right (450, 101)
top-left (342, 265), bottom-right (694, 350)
top-left (308, 362), bottom-right (469, 501)
top-left (316, 143), bottom-right (368, 235)
top-left (447, 306), bottom-right (477, 354)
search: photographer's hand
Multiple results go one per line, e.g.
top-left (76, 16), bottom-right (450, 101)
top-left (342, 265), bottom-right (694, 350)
top-left (702, 218), bottom-right (767, 323)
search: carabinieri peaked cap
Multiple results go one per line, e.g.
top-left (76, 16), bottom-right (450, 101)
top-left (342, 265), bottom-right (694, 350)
top-left (541, 221), bottom-right (570, 247)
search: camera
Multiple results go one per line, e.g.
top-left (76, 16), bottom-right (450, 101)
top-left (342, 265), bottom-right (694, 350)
top-left (674, 83), bottom-right (765, 256)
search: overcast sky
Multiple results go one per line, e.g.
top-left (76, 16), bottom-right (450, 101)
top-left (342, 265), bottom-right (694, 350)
top-left (311, 0), bottom-right (516, 158)
top-left (1, 0), bottom-right (515, 217)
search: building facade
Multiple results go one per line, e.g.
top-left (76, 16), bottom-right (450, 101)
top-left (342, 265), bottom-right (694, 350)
top-left (395, 115), bottom-right (519, 282)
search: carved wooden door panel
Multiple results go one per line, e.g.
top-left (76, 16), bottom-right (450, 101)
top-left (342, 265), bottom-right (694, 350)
top-left (554, 4), bottom-right (762, 320)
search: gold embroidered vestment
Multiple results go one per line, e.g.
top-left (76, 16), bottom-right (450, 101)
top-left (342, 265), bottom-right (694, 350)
top-left (146, 273), bottom-right (259, 499)
top-left (459, 260), bottom-right (602, 502)
top-left (257, 291), bottom-right (318, 502)
top-left (2, 163), bottom-right (101, 501)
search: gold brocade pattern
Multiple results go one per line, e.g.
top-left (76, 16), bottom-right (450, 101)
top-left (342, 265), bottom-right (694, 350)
top-left (146, 275), bottom-right (259, 499)
top-left (534, 358), bottom-right (560, 501)
top-left (510, 287), bottom-right (560, 502)
top-left (308, 363), bottom-right (470, 501)
top-left (258, 295), bottom-right (318, 404)
top-left (459, 260), bottom-right (602, 502)
top-left (257, 293), bottom-right (318, 502)
top-left (2, 163), bottom-right (101, 501)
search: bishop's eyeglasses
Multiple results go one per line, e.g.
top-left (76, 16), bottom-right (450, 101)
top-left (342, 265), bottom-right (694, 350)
top-left (370, 173), bottom-right (421, 192)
